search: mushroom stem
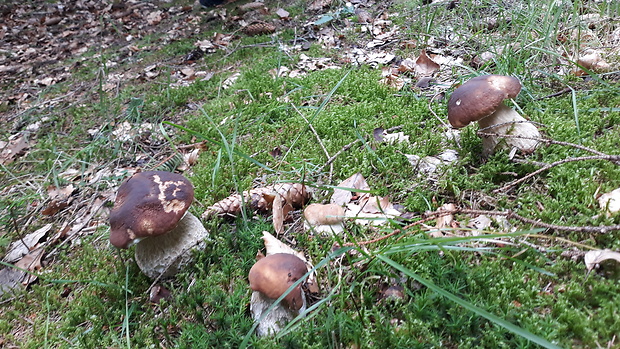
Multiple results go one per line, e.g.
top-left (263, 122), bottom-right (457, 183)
top-left (134, 212), bottom-right (209, 279)
top-left (250, 289), bottom-right (306, 337)
top-left (477, 104), bottom-right (541, 156)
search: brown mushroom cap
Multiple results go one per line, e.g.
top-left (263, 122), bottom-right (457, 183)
top-left (109, 171), bottom-right (194, 249)
top-left (447, 75), bottom-right (522, 128)
top-left (248, 253), bottom-right (308, 311)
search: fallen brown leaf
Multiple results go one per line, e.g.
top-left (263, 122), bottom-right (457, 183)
top-left (3, 224), bottom-right (52, 263)
top-left (331, 173), bottom-right (370, 206)
top-left (1, 135), bottom-right (31, 165)
top-left (415, 49), bottom-right (440, 76)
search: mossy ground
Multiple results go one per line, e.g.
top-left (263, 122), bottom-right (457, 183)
top-left (1, 0), bottom-right (619, 348)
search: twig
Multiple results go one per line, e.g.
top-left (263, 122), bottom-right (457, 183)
top-left (494, 155), bottom-right (620, 193)
top-left (317, 125), bottom-right (403, 174)
top-left (292, 103), bottom-right (333, 182)
top-left (536, 87), bottom-right (571, 100)
top-left (428, 94), bottom-right (450, 129)
top-left (318, 138), bottom-right (360, 174)
top-left (336, 206), bottom-right (620, 248)
top-left (525, 234), bottom-right (597, 250)
top-left (476, 131), bottom-right (611, 157)
top-left (337, 215), bottom-right (438, 247)
top-left (427, 208), bottom-right (620, 234)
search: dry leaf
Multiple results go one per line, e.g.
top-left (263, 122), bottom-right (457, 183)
top-left (146, 10), bottom-right (163, 25)
top-left (355, 9), bottom-right (372, 23)
top-left (180, 67), bottom-right (195, 78)
top-left (381, 131), bottom-right (409, 144)
top-left (358, 196), bottom-right (393, 214)
top-left (344, 201), bottom-right (401, 226)
top-left (222, 72), bottom-right (240, 89)
top-left (577, 49), bottom-right (611, 72)
top-left (429, 203), bottom-right (456, 237)
top-left (598, 187), bottom-right (620, 217)
top-left (466, 215), bottom-right (492, 236)
top-left (373, 127), bottom-right (385, 142)
top-left (379, 72), bottom-right (406, 90)
top-left (405, 149), bottom-right (459, 176)
top-left (238, 2), bottom-right (266, 12)
top-left (0, 135), bottom-right (30, 165)
top-left (42, 184), bottom-right (75, 216)
top-left (584, 249), bottom-right (620, 271)
top-left (331, 173), bottom-right (370, 206)
top-left (398, 58), bottom-right (417, 73)
top-left (15, 248), bottom-right (44, 286)
top-left (3, 224), bottom-right (52, 263)
top-left (415, 49), bottom-right (440, 76)
top-left (308, 0), bottom-right (332, 11)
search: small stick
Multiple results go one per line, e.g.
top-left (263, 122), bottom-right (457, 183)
top-left (317, 125), bottom-right (403, 174)
top-left (292, 103), bottom-right (333, 182)
top-left (494, 155), bottom-right (620, 193)
top-left (476, 131), bottom-right (611, 157)
top-left (336, 207), bottom-right (620, 248)
top-left (536, 87), bottom-right (571, 100)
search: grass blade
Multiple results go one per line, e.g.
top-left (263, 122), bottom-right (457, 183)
top-left (377, 254), bottom-right (562, 349)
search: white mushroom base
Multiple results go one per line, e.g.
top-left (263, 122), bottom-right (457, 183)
top-left (478, 104), bottom-right (541, 156)
top-left (134, 212), bottom-right (209, 279)
top-left (250, 290), bottom-right (306, 337)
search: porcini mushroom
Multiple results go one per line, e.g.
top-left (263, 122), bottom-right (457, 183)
top-left (109, 170), bottom-right (209, 279)
top-left (303, 203), bottom-right (345, 235)
top-left (248, 253), bottom-right (308, 336)
top-left (447, 75), bottom-right (540, 155)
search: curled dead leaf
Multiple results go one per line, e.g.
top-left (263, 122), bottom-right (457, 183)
top-left (577, 49), bottom-right (611, 72)
top-left (584, 249), bottom-right (620, 272)
top-left (3, 224), bottom-right (52, 263)
top-left (415, 49), bottom-right (440, 76)
top-left (331, 173), bottom-right (370, 206)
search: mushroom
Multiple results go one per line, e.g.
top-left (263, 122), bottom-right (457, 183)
top-left (447, 75), bottom-right (540, 155)
top-left (303, 203), bottom-right (345, 235)
top-left (248, 253), bottom-right (308, 336)
top-left (109, 170), bottom-right (209, 279)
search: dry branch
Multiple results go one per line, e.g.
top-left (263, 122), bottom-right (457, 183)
top-left (337, 207), bottom-right (620, 248)
top-left (494, 155), bottom-right (620, 193)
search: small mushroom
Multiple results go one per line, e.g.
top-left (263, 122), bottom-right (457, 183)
top-left (447, 75), bottom-right (540, 155)
top-left (109, 171), bottom-right (209, 279)
top-left (303, 203), bottom-right (345, 235)
top-left (248, 253), bottom-right (308, 336)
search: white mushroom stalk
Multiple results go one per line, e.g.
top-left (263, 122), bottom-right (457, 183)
top-left (477, 104), bottom-right (541, 156)
top-left (134, 212), bottom-right (208, 279)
